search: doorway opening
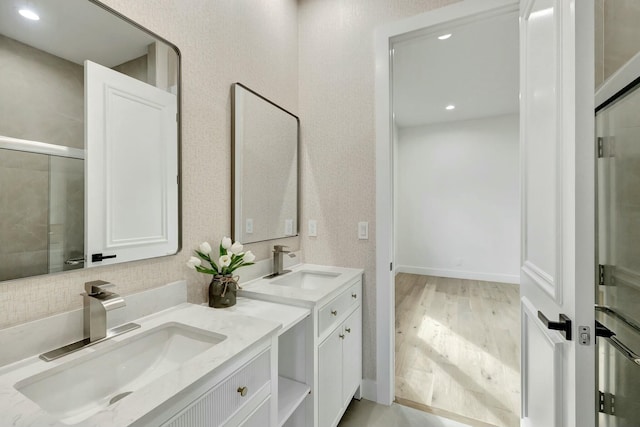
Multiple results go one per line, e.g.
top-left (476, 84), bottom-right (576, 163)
top-left (378, 3), bottom-right (521, 427)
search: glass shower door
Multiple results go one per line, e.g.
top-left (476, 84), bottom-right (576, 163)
top-left (596, 81), bottom-right (640, 427)
top-left (48, 155), bottom-right (84, 273)
top-left (0, 147), bottom-right (84, 281)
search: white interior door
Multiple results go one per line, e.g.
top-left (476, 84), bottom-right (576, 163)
top-left (85, 60), bottom-right (178, 268)
top-left (519, 1), bottom-right (595, 426)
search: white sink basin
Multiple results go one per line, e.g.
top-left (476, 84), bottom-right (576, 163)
top-left (15, 322), bottom-right (226, 425)
top-left (270, 270), bottom-right (340, 289)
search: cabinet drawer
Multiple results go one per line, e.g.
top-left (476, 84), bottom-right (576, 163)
top-left (236, 396), bottom-right (270, 427)
top-left (163, 349), bottom-right (271, 427)
top-left (318, 280), bottom-right (362, 337)
top-left (346, 281), bottom-right (361, 310)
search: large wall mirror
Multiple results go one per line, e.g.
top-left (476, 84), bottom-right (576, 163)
top-left (232, 83), bottom-right (299, 244)
top-left (0, 0), bottom-right (180, 281)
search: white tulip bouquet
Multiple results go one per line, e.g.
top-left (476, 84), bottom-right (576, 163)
top-left (187, 237), bottom-right (255, 276)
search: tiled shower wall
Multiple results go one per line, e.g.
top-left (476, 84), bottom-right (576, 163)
top-left (595, 0), bottom-right (640, 87)
top-left (0, 151), bottom-right (49, 281)
top-left (0, 34), bottom-right (84, 149)
top-left (0, 35), bottom-right (84, 282)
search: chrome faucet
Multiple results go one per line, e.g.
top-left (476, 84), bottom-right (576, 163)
top-left (40, 280), bottom-right (140, 362)
top-left (83, 280), bottom-right (125, 342)
top-left (269, 245), bottom-right (295, 277)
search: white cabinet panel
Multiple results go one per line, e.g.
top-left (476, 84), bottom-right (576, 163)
top-left (319, 328), bottom-right (343, 427)
top-left (342, 307), bottom-right (362, 406)
top-left (237, 396), bottom-right (270, 427)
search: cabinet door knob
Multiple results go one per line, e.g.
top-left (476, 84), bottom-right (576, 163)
top-left (339, 333), bottom-right (345, 339)
top-left (345, 327), bottom-right (351, 333)
top-left (352, 293), bottom-right (357, 299)
top-left (331, 310), bottom-right (337, 316)
top-left (237, 386), bottom-right (248, 397)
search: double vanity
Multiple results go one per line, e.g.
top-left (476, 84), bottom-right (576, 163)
top-left (0, 263), bottom-right (363, 427)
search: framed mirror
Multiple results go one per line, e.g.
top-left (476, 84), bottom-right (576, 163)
top-left (0, 0), bottom-right (180, 281)
top-left (232, 83), bottom-right (299, 244)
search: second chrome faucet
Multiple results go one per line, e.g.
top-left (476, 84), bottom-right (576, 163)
top-left (264, 245), bottom-right (296, 278)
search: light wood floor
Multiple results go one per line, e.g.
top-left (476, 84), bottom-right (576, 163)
top-left (395, 274), bottom-right (520, 427)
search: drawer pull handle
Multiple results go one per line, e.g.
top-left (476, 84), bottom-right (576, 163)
top-left (331, 310), bottom-right (337, 316)
top-left (352, 293), bottom-right (357, 299)
top-left (339, 333), bottom-right (345, 339)
top-left (237, 386), bottom-right (248, 397)
top-left (345, 327), bottom-right (351, 333)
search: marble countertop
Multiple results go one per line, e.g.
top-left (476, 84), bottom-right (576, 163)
top-left (217, 297), bottom-right (310, 336)
top-left (239, 263), bottom-right (364, 308)
top-left (0, 303), bottom-right (280, 427)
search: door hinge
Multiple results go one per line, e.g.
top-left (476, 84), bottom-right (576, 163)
top-left (597, 137), bottom-right (615, 158)
top-left (599, 264), bottom-right (615, 286)
top-left (599, 391), bottom-right (615, 415)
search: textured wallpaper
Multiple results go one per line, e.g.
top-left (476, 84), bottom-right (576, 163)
top-left (0, 0), bottom-right (299, 329)
top-left (297, 0), bottom-right (459, 381)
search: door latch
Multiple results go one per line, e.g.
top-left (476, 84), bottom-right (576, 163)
top-left (579, 326), bottom-right (590, 345)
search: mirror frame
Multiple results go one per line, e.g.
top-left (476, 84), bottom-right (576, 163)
top-left (0, 0), bottom-right (182, 282)
top-left (231, 82), bottom-right (300, 244)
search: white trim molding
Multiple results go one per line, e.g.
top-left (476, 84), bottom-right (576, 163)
top-left (396, 265), bottom-right (520, 285)
top-left (374, 0), bottom-right (519, 406)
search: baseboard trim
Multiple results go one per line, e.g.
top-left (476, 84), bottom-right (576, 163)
top-left (394, 397), bottom-right (499, 427)
top-left (361, 379), bottom-right (378, 402)
top-left (396, 265), bottom-right (520, 284)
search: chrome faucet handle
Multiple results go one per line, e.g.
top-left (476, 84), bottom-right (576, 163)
top-left (85, 280), bottom-right (116, 295)
top-left (273, 245), bottom-right (291, 253)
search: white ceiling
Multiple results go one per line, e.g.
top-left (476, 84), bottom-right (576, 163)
top-left (0, 0), bottom-right (155, 67)
top-left (392, 11), bottom-right (519, 128)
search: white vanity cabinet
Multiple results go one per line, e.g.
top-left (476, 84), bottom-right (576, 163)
top-left (239, 265), bottom-right (363, 427)
top-left (317, 283), bottom-right (362, 427)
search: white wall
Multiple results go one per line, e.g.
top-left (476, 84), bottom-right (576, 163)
top-left (396, 114), bottom-right (520, 284)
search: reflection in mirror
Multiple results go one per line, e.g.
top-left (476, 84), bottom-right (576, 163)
top-left (232, 83), bottom-right (299, 244)
top-left (0, 0), bottom-right (180, 281)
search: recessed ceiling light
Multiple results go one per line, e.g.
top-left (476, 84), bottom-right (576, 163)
top-left (445, 105), bottom-right (455, 110)
top-left (437, 34), bottom-right (452, 40)
top-left (18, 8), bottom-right (40, 20)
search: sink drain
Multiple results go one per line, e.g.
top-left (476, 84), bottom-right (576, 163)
top-left (109, 391), bottom-right (132, 405)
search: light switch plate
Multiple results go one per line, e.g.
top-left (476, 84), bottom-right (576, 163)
top-left (245, 218), bottom-right (253, 234)
top-left (308, 220), bottom-right (317, 237)
top-left (358, 221), bottom-right (368, 240)
top-left (285, 219), bottom-right (294, 235)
